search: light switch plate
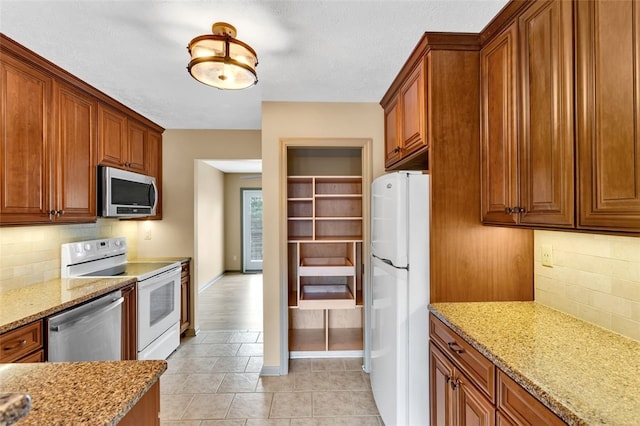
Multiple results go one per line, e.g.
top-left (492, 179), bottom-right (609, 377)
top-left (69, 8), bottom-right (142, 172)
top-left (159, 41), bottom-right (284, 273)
top-left (541, 245), bottom-right (553, 267)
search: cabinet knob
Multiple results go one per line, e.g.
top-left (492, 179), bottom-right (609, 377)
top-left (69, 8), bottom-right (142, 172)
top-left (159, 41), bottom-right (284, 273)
top-left (57, 210), bottom-right (64, 216)
top-left (393, 147), bottom-right (401, 153)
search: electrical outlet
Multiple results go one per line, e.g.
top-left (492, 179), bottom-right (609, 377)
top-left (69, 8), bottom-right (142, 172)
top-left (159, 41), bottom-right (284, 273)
top-left (541, 245), bottom-right (553, 267)
top-left (144, 228), bottom-right (152, 240)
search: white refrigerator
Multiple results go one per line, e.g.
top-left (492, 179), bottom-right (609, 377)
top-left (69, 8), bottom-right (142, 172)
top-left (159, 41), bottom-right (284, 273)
top-left (370, 171), bottom-right (429, 426)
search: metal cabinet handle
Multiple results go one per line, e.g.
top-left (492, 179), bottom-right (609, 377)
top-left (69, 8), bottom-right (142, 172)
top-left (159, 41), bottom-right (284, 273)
top-left (505, 206), bottom-right (526, 214)
top-left (447, 341), bottom-right (464, 355)
top-left (3, 339), bottom-right (27, 351)
top-left (450, 378), bottom-right (460, 390)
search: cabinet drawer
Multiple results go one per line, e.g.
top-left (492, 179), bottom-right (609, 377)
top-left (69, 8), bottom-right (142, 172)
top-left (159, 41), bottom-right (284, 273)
top-left (0, 320), bottom-right (43, 363)
top-left (16, 349), bottom-right (44, 363)
top-left (497, 370), bottom-right (566, 425)
top-left (429, 314), bottom-right (496, 402)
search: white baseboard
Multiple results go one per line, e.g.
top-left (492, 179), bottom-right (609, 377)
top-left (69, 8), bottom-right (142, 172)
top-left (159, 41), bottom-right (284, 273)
top-left (198, 272), bottom-right (225, 292)
top-left (260, 365), bottom-right (283, 376)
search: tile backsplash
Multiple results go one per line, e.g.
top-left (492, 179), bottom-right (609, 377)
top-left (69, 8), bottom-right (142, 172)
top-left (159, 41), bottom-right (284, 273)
top-left (534, 230), bottom-right (640, 341)
top-left (0, 219), bottom-right (138, 291)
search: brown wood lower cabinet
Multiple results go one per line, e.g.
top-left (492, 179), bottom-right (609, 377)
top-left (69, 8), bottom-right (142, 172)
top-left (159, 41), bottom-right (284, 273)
top-left (429, 314), bottom-right (567, 426)
top-left (180, 259), bottom-right (191, 335)
top-left (430, 342), bottom-right (495, 426)
top-left (0, 320), bottom-right (44, 363)
top-left (497, 371), bottom-right (565, 426)
top-left (118, 380), bottom-right (160, 426)
top-left (121, 282), bottom-right (138, 360)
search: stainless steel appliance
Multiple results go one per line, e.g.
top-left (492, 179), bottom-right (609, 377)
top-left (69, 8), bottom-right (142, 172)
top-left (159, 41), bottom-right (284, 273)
top-left (48, 290), bottom-right (123, 362)
top-left (99, 166), bottom-right (158, 218)
top-left (61, 237), bottom-right (181, 360)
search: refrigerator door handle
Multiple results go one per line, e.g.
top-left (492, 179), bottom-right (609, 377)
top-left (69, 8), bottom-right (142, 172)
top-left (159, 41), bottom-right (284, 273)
top-left (372, 254), bottom-right (408, 270)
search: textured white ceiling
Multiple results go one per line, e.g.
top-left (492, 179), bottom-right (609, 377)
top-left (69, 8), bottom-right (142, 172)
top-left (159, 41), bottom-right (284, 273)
top-left (0, 0), bottom-right (508, 130)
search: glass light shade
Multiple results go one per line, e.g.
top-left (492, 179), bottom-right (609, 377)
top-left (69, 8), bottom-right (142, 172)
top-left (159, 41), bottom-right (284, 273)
top-left (187, 29), bottom-right (258, 90)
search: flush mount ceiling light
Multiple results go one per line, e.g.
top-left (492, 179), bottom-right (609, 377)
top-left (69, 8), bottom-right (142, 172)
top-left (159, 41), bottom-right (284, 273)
top-left (187, 22), bottom-right (258, 90)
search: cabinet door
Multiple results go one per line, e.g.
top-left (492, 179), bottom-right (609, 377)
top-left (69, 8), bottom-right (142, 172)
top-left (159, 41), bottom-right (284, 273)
top-left (430, 343), bottom-right (456, 426)
top-left (457, 377), bottom-right (496, 426)
top-left (180, 273), bottom-right (190, 334)
top-left (576, 0), bottom-right (640, 231)
top-left (121, 283), bottom-right (137, 360)
top-left (518, 0), bottom-right (574, 227)
top-left (97, 103), bottom-right (127, 168)
top-left (53, 81), bottom-right (97, 223)
top-left (384, 95), bottom-right (402, 167)
top-left (400, 58), bottom-right (426, 154)
top-left (497, 370), bottom-right (565, 426)
top-left (0, 54), bottom-right (53, 224)
top-left (127, 119), bottom-right (148, 173)
top-left (481, 23), bottom-right (519, 224)
top-left (146, 129), bottom-right (162, 219)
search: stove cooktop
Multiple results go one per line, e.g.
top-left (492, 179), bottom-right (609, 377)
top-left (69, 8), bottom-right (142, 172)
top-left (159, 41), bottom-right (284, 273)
top-left (83, 261), bottom-right (179, 281)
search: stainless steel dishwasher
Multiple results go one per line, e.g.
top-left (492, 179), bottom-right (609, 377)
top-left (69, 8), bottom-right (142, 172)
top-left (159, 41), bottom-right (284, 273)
top-left (47, 290), bottom-right (123, 362)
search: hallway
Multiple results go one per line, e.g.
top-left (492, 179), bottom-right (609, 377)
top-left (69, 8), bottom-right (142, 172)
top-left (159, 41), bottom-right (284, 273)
top-left (160, 273), bottom-right (382, 425)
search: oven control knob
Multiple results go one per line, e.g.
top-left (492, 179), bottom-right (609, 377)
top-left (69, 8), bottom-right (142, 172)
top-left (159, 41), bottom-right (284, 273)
top-left (114, 240), bottom-right (121, 247)
top-left (84, 243), bottom-right (92, 251)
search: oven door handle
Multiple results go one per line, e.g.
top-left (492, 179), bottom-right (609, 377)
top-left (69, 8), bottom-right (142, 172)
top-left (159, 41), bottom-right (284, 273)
top-left (50, 297), bottom-right (124, 332)
top-left (138, 266), bottom-right (181, 288)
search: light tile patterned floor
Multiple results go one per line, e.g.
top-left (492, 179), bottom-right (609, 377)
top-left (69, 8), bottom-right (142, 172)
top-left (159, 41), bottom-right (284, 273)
top-left (160, 274), bottom-right (382, 425)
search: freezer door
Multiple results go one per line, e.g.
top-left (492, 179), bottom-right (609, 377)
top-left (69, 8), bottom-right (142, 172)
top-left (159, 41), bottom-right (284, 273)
top-left (370, 255), bottom-right (408, 426)
top-left (371, 172), bottom-right (408, 268)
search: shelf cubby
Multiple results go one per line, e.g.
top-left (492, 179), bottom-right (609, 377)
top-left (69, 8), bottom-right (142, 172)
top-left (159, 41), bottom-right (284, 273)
top-left (287, 172), bottom-right (363, 356)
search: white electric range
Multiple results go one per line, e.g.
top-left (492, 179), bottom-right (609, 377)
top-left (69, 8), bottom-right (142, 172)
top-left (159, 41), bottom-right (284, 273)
top-left (61, 237), bottom-right (181, 360)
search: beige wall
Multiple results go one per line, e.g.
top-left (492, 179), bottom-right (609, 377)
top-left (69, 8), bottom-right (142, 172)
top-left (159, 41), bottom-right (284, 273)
top-left (196, 161), bottom-right (225, 289)
top-left (0, 219), bottom-right (138, 292)
top-left (137, 129), bottom-right (261, 333)
top-left (224, 174), bottom-right (262, 272)
top-left (261, 101), bottom-right (384, 372)
top-left (534, 230), bottom-right (640, 341)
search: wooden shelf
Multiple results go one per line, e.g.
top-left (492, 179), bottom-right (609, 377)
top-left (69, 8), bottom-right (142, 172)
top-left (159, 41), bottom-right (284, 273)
top-left (289, 329), bottom-right (326, 352)
top-left (299, 257), bottom-right (354, 276)
top-left (287, 173), bottom-right (363, 354)
top-left (299, 284), bottom-right (355, 310)
top-left (328, 328), bottom-right (363, 351)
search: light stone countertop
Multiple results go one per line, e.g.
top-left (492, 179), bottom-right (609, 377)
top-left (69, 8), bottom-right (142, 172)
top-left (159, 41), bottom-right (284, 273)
top-left (0, 360), bottom-right (166, 425)
top-left (429, 302), bottom-right (640, 426)
top-left (0, 277), bottom-right (136, 334)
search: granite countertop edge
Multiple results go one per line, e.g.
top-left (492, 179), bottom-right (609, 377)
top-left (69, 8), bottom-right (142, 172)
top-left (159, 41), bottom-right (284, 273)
top-left (428, 304), bottom-right (584, 426)
top-left (0, 277), bottom-right (136, 334)
top-left (106, 361), bottom-right (167, 426)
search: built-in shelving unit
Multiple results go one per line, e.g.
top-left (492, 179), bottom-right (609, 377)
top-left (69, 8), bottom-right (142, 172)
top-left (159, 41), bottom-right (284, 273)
top-left (286, 151), bottom-right (365, 356)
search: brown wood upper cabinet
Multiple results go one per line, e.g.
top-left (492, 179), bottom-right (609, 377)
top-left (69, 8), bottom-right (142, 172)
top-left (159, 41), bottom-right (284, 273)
top-left (481, 0), bottom-right (574, 228)
top-left (576, 0), bottom-right (640, 231)
top-left (0, 52), bottom-right (97, 225)
top-left (98, 103), bottom-right (149, 174)
top-left (382, 56), bottom-right (427, 170)
top-left (0, 34), bottom-right (164, 226)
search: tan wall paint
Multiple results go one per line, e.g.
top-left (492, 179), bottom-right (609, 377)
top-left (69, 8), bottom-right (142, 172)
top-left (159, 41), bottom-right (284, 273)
top-left (534, 230), bottom-right (640, 341)
top-left (196, 161), bottom-right (225, 289)
top-left (224, 174), bottom-right (262, 272)
top-left (136, 129), bottom-right (261, 333)
top-left (261, 101), bottom-right (384, 371)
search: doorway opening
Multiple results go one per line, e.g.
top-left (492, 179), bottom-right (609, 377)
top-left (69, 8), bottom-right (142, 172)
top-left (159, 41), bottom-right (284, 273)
top-left (242, 188), bottom-right (263, 272)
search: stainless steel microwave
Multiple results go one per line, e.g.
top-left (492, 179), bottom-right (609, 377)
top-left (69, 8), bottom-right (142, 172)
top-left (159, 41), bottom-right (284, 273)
top-left (99, 166), bottom-right (157, 218)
